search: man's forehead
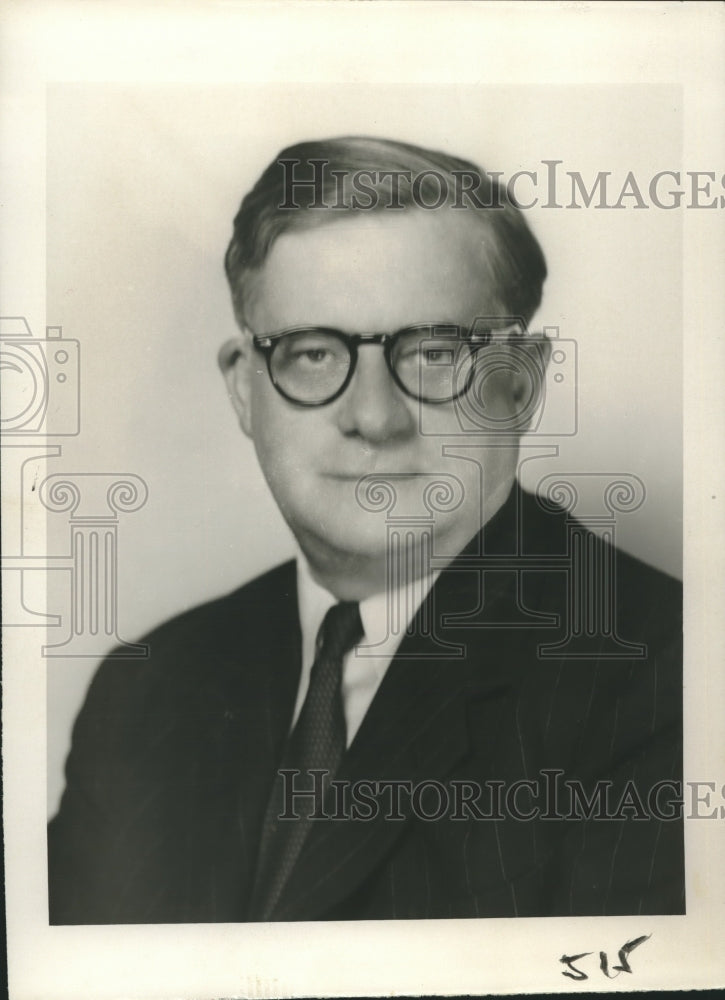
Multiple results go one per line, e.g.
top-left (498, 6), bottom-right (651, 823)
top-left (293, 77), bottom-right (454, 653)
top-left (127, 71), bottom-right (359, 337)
top-left (244, 209), bottom-right (504, 333)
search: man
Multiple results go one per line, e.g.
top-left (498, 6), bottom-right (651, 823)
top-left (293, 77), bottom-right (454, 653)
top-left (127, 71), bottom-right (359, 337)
top-left (48, 137), bottom-right (684, 923)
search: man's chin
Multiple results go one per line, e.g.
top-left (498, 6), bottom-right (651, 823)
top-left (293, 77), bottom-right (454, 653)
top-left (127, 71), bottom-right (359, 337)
top-left (294, 518), bottom-right (391, 563)
top-left (299, 514), bottom-right (464, 567)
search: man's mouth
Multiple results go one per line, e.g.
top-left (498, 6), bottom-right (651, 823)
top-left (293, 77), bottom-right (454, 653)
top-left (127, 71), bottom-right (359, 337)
top-left (323, 471), bottom-right (421, 481)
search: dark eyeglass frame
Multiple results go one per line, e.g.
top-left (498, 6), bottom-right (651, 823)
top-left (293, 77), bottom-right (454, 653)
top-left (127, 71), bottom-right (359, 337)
top-left (251, 323), bottom-right (502, 407)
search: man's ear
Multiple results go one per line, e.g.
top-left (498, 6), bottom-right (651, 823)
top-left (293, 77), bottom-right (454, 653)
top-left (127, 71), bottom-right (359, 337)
top-left (218, 333), bottom-right (257, 437)
top-left (509, 332), bottom-right (551, 423)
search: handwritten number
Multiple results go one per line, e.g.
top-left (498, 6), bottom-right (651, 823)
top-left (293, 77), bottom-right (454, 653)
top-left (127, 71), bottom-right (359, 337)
top-left (600, 934), bottom-right (652, 978)
top-left (559, 952), bottom-right (592, 981)
top-left (562, 935), bottom-right (651, 980)
top-left (616, 934), bottom-right (651, 973)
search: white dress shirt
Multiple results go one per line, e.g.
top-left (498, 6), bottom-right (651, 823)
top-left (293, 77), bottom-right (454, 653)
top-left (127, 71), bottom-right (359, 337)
top-left (292, 556), bottom-right (439, 746)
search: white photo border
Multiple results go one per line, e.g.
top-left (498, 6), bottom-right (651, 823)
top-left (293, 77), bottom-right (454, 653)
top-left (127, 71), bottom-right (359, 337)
top-left (2, 2), bottom-right (724, 997)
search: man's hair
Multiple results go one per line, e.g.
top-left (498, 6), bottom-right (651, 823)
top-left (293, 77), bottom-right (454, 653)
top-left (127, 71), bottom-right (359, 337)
top-left (224, 136), bottom-right (547, 327)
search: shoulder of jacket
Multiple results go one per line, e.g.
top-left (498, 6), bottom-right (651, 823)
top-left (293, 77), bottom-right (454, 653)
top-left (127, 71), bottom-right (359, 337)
top-left (89, 559), bottom-right (297, 691)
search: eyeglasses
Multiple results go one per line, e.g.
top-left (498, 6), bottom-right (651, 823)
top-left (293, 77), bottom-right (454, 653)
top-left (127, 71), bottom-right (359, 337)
top-left (251, 322), bottom-right (519, 407)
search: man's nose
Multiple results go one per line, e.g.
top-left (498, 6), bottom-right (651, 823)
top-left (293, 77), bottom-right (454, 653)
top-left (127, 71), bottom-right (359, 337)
top-left (335, 346), bottom-right (416, 443)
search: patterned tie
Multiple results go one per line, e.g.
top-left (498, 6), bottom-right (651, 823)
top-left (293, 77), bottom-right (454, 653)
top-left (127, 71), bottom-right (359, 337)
top-left (249, 600), bottom-right (364, 921)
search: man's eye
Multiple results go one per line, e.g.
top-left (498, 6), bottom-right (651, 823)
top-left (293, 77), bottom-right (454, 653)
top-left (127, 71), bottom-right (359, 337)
top-left (425, 349), bottom-right (454, 365)
top-left (293, 348), bottom-right (329, 363)
top-left (396, 343), bottom-right (425, 362)
top-left (396, 342), bottom-right (458, 365)
top-left (283, 339), bottom-right (338, 365)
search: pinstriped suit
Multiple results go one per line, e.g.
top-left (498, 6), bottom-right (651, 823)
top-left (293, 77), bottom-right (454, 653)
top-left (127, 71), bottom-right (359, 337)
top-left (48, 486), bottom-right (684, 923)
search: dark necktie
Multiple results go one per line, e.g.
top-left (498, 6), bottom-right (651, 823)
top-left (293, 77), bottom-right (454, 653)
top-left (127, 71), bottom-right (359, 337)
top-left (249, 600), bottom-right (364, 921)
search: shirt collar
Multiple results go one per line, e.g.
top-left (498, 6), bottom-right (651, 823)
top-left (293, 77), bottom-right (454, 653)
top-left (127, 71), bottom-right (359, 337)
top-left (295, 552), bottom-right (439, 680)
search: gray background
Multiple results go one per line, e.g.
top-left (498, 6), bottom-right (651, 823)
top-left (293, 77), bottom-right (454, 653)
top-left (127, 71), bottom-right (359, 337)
top-left (46, 83), bottom-right (682, 815)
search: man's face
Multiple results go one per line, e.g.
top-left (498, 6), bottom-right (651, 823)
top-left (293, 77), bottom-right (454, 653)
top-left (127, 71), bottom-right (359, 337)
top-left (222, 209), bottom-right (530, 597)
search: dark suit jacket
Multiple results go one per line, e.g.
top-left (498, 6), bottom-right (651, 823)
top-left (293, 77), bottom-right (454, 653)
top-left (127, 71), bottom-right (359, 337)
top-left (48, 486), bottom-right (684, 923)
